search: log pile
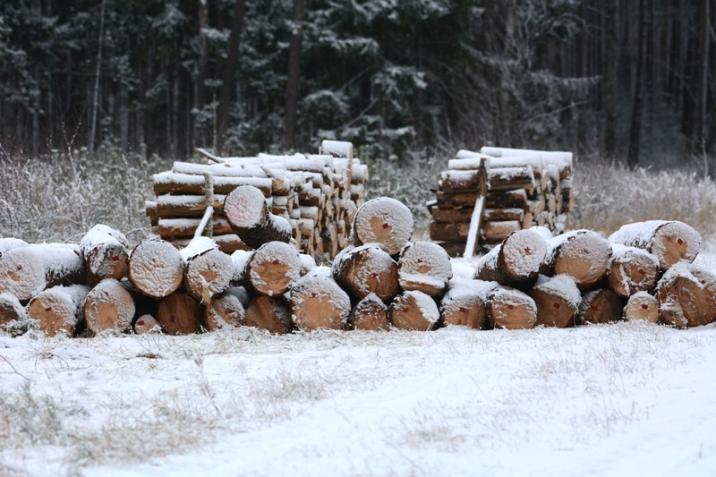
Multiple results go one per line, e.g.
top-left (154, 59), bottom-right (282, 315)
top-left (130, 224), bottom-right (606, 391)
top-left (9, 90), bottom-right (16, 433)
top-left (145, 140), bottom-right (368, 260)
top-left (428, 147), bottom-right (575, 257)
top-left (1, 209), bottom-right (713, 337)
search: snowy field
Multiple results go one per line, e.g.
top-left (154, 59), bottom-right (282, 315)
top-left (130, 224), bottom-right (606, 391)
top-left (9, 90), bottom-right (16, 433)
top-left (1, 321), bottom-right (715, 477)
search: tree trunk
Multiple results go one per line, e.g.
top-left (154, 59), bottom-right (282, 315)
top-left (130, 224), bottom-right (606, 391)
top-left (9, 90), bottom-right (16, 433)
top-left (203, 290), bottom-right (245, 331)
top-left (627, 0), bottom-right (646, 168)
top-left (83, 279), bottom-right (135, 335)
top-left (529, 275), bottom-right (581, 328)
top-left (441, 279), bottom-right (495, 329)
top-left (244, 295), bottom-right (292, 334)
top-left (351, 294), bottom-right (390, 330)
top-left (80, 225), bottom-right (129, 284)
top-left (578, 288), bottom-right (624, 324)
top-left (128, 238), bottom-right (185, 299)
top-left (283, 0), bottom-right (305, 149)
top-left (27, 285), bottom-right (90, 336)
top-left (246, 241), bottom-right (302, 296)
top-left (290, 268), bottom-right (351, 330)
top-left (216, 0), bottom-right (246, 153)
top-left (183, 243), bottom-right (234, 303)
top-left (476, 229), bottom-right (548, 289)
top-left (157, 292), bottom-right (201, 335)
top-left (224, 185), bottom-right (292, 248)
top-left (604, 0), bottom-right (620, 159)
top-left (608, 220), bottom-right (701, 269)
top-left (542, 230), bottom-right (612, 289)
top-left (332, 244), bottom-right (400, 302)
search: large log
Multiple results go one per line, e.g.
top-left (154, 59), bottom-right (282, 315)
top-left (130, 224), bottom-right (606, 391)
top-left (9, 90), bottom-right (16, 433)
top-left (82, 279), bottom-right (136, 335)
top-left (486, 287), bottom-right (537, 329)
top-left (290, 267), bottom-right (351, 330)
top-left (0, 244), bottom-right (84, 301)
top-left (623, 292), bottom-right (659, 322)
top-left (609, 220), bottom-right (701, 270)
top-left (244, 295), bottom-right (292, 334)
top-left (398, 241), bottom-right (452, 297)
top-left (156, 292), bottom-right (201, 335)
top-left (389, 290), bottom-right (441, 331)
top-left (607, 245), bottom-right (660, 297)
top-left (655, 262), bottom-right (715, 328)
top-left (485, 189), bottom-right (528, 208)
top-left (350, 293), bottom-right (390, 331)
top-left (440, 279), bottom-right (495, 329)
top-left (578, 288), bottom-right (624, 325)
top-left (475, 228), bottom-right (548, 289)
top-left (27, 285), bottom-right (90, 336)
top-left (128, 238), bottom-right (184, 299)
top-left (247, 241), bottom-right (302, 296)
top-left (352, 197), bottom-right (414, 255)
top-left (529, 274), bottom-right (581, 327)
top-left (542, 230), bottom-right (612, 289)
top-left (155, 194), bottom-right (226, 218)
top-left (181, 237), bottom-right (234, 303)
top-left (0, 292), bottom-right (25, 328)
top-left (79, 225), bottom-right (129, 284)
top-left (332, 244), bottom-right (400, 302)
top-left (224, 185), bottom-right (292, 248)
top-left (203, 289), bottom-right (245, 331)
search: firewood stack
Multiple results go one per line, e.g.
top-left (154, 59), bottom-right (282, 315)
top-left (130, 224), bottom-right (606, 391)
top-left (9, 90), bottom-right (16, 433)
top-left (427, 146), bottom-right (574, 257)
top-left (145, 140), bottom-right (368, 260)
top-left (0, 215), bottom-right (713, 337)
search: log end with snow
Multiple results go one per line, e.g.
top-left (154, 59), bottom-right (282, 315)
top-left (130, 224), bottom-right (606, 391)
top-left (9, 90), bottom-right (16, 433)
top-left (247, 241), bottom-right (302, 296)
top-left (487, 287), bottom-right (537, 329)
top-left (476, 229), bottom-right (547, 288)
top-left (441, 279), bottom-right (495, 329)
top-left (156, 292), bottom-right (200, 335)
top-left (183, 241), bottom-right (234, 303)
top-left (398, 241), bottom-right (452, 296)
top-left (82, 279), bottom-right (135, 334)
top-left (290, 267), bottom-right (351, 331)
top-left (390, 290), bottom-right (441, 331)
top-left (80, 224), bottom-right (129, 282)
top-left (655, 262), bottom-right (716, 328)
top-left (607, 245), bottom-right (660, 297)
top-left (543, 230), bottom-right (611, 289)
top-left (578, 288), bottom-right (624, 325)
top-left (353, 197), bottom-right (414, 255)
top-left (0, 292), bottom-right (25, 327)
top-left (27, 285), bottom-right (90, 336)
top-left (224, 185), bottom-right (292, 248)
top-left (128, 238), bottom-right (184, 298)
top-left (609, 220), bottom-right (702, 270)
top-left (244, 295), bottom-right (292, 334)
top-left (133, 314), bottom-right (161, 334)
top-left (332, 244), bottom-right (399, 301)
top-left (623, 292), bottom-right (659, 323)
top-left (203, 291), bottom-right (245, 331)
top-left (350, 293), bottom-right (390, 331)
top-left (529, 274), bottom-right (581, 328)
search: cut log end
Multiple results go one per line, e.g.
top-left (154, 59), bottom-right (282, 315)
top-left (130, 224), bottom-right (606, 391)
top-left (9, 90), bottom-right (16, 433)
top-left (185, 248), bottom-right (234, 303)
top-left (27, 285), bottom-right (90, 336)
top-left (441, 280), bottom-right (493, 329)
top-left (156, 292), bottom-right (200, 335)
top-left (623, 292), bottom-right (659, 323)
top-left (290, 270), bottom-right (351, 331)
top-left (129, 239), bottom-right (184, 299)
top-left (390, 291), bottom-right (440, 331)
top-left (83, 279), bottom-right (136, 335)
top-left (530, 275), bottom-right (580, 328)
top-left (333, 245), bottom-right (399, 301)
top-left (0, 292), bottom-right (25, 326)
top-left (244, 295), bottom-right (292, 334)
top-left (351, 294), bottom-right (390, 331)
top-left (549, 230), bottom-right (611, 289)
top-left (579, 288), bottom-right (624, 325)
top-left (80, 225), bottom-right (130, 282)
top-left (651, 221), bottom-right (702, 269)
top-left (487, 287), bottom-right (537, 329)
top-left (353, 197), bottom-right (414, 254)
top-left (133, 314), bottom-right (161, 334)
top-left (608, 246), bottom-right (660, 297)
top-left (248, 241), bottom-right (302, 296)
top-left (203, 292), bottom-right (245, 331)
top-left (398, 241), bottom-right (452, 297)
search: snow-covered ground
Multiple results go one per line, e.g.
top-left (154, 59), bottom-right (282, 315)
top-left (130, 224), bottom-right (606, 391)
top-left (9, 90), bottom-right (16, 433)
top-left (1, 321), bottom-right (715, 477)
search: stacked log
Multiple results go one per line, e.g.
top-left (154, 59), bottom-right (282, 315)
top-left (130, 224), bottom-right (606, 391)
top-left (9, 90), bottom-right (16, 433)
top-left (145, 140), bottom-right (368, 260)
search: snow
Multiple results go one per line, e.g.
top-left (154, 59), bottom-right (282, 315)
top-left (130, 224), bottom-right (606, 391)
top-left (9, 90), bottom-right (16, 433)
top-left (179, 236), bottom-right (217, 262)
top-left (447, 157), bottom-right (484, 170)
top-left (299, 254), bottom-right (317, 275)
top-left (480, 146), bottom-right (574, 168)
top-left (128, 238), bottom-right (184, 298)
top-left (400, 290), bottom-right (441, 324)
top-left (80, 224), bottom-right (128, 267)
top-left (153, 171), bottom-right (273, 190)
top-left (399, 241), bottom-right (452, 282)
top-left (320, 140), bottom-right (353, 158)
top-left (1, 322), bottom-right (716, 476)
top-left (463, 196), bottom-right (484, 258)
top-left (289, 269), bottom-right (351, 320)
top-left (354, 197), bottom-right (415, 254)
top-left (441, 278), bottom-right (497, 317)
top-left (0, 237), bottom-right (28, 256)
top-left (533, 274), bottom-right (582, 309)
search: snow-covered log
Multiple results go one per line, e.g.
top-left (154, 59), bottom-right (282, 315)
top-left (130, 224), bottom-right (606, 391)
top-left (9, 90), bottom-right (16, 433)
top-left (290, 267), bottom-right (351, 331)
top-left (607, 245), bottom-right (660, 297)
top-left (27, 284), bottom-right (90, 336)
top-left (82, 279), bottom-right (135, 334)
top-left (133, 314), bottom-right (161, 334)
top-left (482, 220), bottom-right (521, 242)
top-left (128, 238), bottom-right (184, 299)
top-left (153, 171), bottom-right (274, 196)
top-left (224, 185), bottom-right (292, 248)
top-left (0, 238), bottom-right (28, 259)
top-left (655, 262), bottom-right (716, 328)
top-left (79, 225), bottom-right (129, 283)
top-left (247, 241), bottom-right (302, 296)
top-left (486, 287), bottom-right (537, 329)
top-left (529, 275), bottom-right (581, 327)
top-left (389, 290), bottom-right (441, 331)
top-left (0, 244), bottom-right (85, 301)
top-left (441, 279), bottom-right (495, 329)
top-left (487, 167), bottom-right (535, 191)
top-left (203, 290), bottom-right (245, 331)
top-left (352, 197), bottom-right (414, 255)
top-left (578, 288), bottom-right (624, 324)
top-left (350, 294), bottom-right (389, 331)
top-left (332, 244), bottom-right (399, 302)
top-left (181, 237), bottom-right (233, 303)
top-left (475, 229), bottom-right (548, 289)
top-left (623, 292), bottom-right (659, 322)
top-left (542, 230), bottom-right (612, 289)
top-left (397, 241), bottom-right (452, 297)
top-left (0, 292), bottom-right (25, 327)
top-left (244, 295), bottom-right (292, 334)
top-left (609, 220), bottom-right (701, 270)
top-left (156, 292), bottom-right (201, 335)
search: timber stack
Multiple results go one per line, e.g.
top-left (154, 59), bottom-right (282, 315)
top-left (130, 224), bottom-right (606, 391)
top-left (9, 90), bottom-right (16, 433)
top-left (428, 146), bottom-right (575, 257)
top-left (145, 139), bottom-right (369, 260)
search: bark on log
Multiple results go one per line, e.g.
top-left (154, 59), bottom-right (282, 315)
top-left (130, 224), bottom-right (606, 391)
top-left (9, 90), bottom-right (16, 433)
top-left (483, 208), bottom-right (524, 222)
top-left (290, 268), bottom-right (351, 331)
top-left (224, 185), bottom-right (292, 248)
top-left (398, 241), bottom-right (452, 297)
top-left (244, 295), bottom-right (292, 334)
top-left (487, 167), bottom-right (535, 191)
top-left (486, 287), bottom-right (537, 329)
top-left (350, 293), bottom-right (390, 331)
top-left (153, 171), bottom-right (273, 196)
top-left (623, 292), bottom-right (659, 322)
top-left (82, 279), bottom-right (136, 334)
top-left (80, 224), bottom-right (129, 284)
top-left (353, 197), bottom-right (414, 254)
top-left (155, 194), bottom-right (226, 218)
top-left (609, 220), bottom-right (702, 270)
top-left (27, 285), bottom-right (90, 336)
top-left (485, 189), bottom-right (527, 208)
top-left (429, 222), bottom-right (470, 242)
top-left (482, 221), bottom-right (521, 242)
top-left (578, 288), bottom-right (624, 325)
top-left (389, 290), bottom-right (441, 331)
top-left (128, 238), bottom-right (184, 299)
top-left (441, 279), bottom-right (495, 329)
top-left (542, 230), bottom-right (612, 289)
top-left (154, 218), bottom-right (233, 239)
top-left (203, 290), bottom-right (245, 331)
top-left (156, 292), bottom-right (201, 335)
top-left (476, 229), bottom-right (548, 289)
top-left (440, 170), bottom-right (483, 193)
top-left (529, 275), bottom-right (581, 327)
top-left (429, 207), bottom-right (474, 223)
top-left (133, 314), bottom-right (161, 334)
top-left (608, 245), bottom-right (660, 297)
top-left (655, 262), bottom-right (715, 328)
top-left (0, 244), bottom-right (84, 301)
top-left (247, 241), bottom-right (302, 296)
top-left (332, 244), bottom-right (400, 302)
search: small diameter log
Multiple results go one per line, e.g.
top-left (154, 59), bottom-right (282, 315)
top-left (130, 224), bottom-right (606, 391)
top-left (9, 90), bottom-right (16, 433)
top-left (429, 222), bottom-right (470, 242)
top-left (27, 285), bottom-right (90, 336)
top-left (290, 267), bottom-right (351, 331)
top-left (608, 245), bottom-right (660, 297)
top-left (441, 279), bottom-right (495, 329)
top-left (487, 166), bottom-right (535, 191)
top-left (128, 238), bottom-right (184, 299)
top-left (485, 189), bottom-right (528, 208)
top-left (79, 224), bottom-right (129, 283)
top-left (0, 244), bottom-right (84, 302)
top-left (486, 287), bottom-right (537, 329)
top-left (482, 221), bottom-right (521, 242)
top-left (224, 185), bottom-right (292, 249)
top-left (398, 241), bottom-right (452, 297)
top-left (655, 262), bottom-right (715, 328)
top-left (578, 288), bottom-right (624, 325)
top-left (389, 290), bottom-right (441, 331)
top-left (440, 170), bottom-right (483, 193)
top-left (156, 292), bottom-right (201, 335)
top-left (476, 229), bottom-right (548, 289)
top-left (133, 314), bottom-right (161, 334)
top-left (247, 241), bottom-right (302, 296)
top-left (483, 208), bottom-right (524, 222)
top-left (0, 292), bottom-right (25, 327)
top-left (623, 292), bottom-right (659, 322)
top-left (609, 220), bottom-right (702, 270)
top-left (332, 244), bottom-right (400, 302)
top-left (529, 275), bottom-right (581, 328)
top-left (542, 230), bottom-right (612, 289)
top-left (82, 279), bottom-right (136, 334)
top-left (244, 295), bottom-right (292, 334)
top-left (181, 237), bottom-right (234, 303)
top-left (353, 197), bottom-right (414, 254)
top-left (203, 290), bottom-right (245, 331)
top-left (429, 207), bottom-right (474, 223)
top-left (350, 293), bottom-right (389, 331)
